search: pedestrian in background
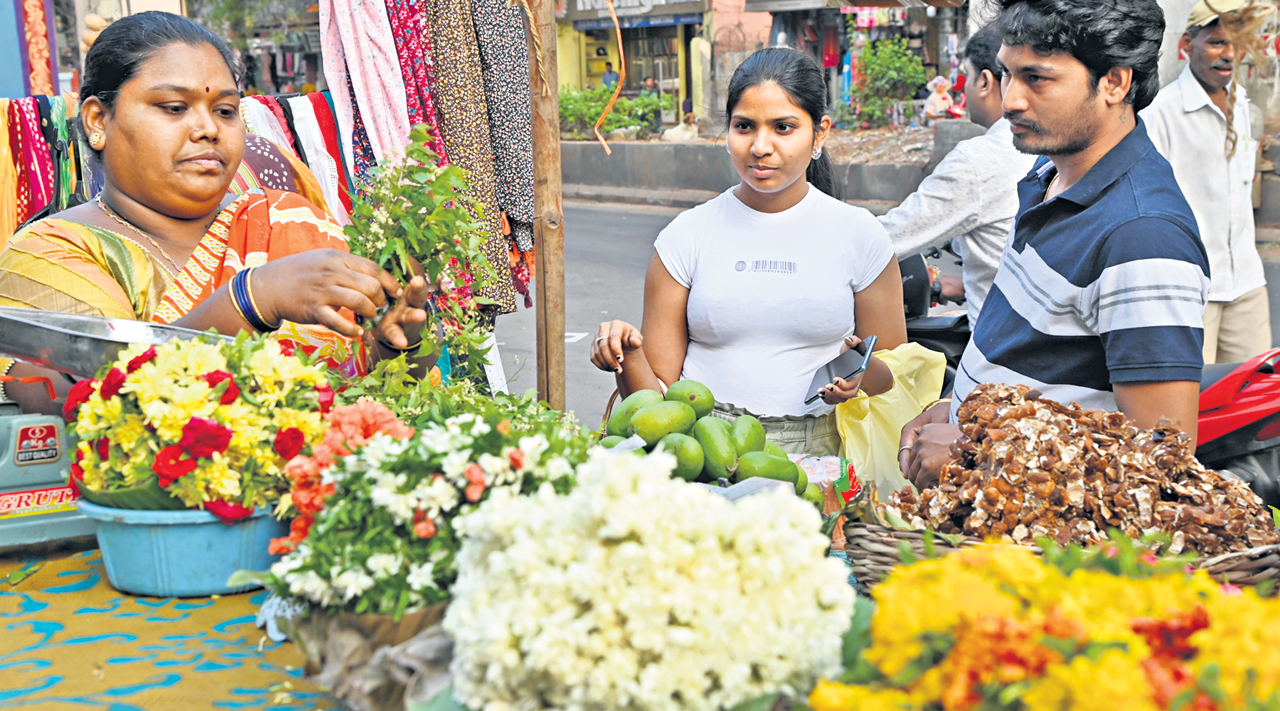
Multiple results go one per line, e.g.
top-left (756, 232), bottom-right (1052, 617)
top-left (879, 22), bottom-right (1038, 325)
top-left (639, 76), bottom-right (662, 133)
top-left (601, 62), bottom-right (620, 88)
top-left (1144, 0), bottom-right (1274, 364)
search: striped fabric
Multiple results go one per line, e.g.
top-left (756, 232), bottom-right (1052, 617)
top-left (951, 121), bottom-right (1210, 419)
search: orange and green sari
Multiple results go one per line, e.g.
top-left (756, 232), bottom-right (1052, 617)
top-left (0, 188), bottom-right (369, 377)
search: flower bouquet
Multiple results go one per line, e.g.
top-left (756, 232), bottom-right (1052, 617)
top-left (66, 333), bottom-right (331, 518)
top-left (64, 333), bottom-right (333, 595)
top-left (811, 537), bottom-right (1280, 711)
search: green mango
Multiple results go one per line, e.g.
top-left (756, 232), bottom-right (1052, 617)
top-left (606, 389), bottom-right (664, 437)
top-left (802, 483), bottom-right (825, 510)
top-left (735, 451), bottom-right (799, 487)
top-left (794, 462), bottom-right (809, 496)
top-left (657, 433), bottom-right (704, 481)
top-left (599, 435), bottom-right (626, 449)
top-left (763, 440), bottom-right (788, 459)
top-left (629, 401), bottom-right (697, 447)
top-left (665, 380), bottom-right (715, 419)
top-left (692, 417), bottom-right (737, 481)
top-left (730, 415), bottom-right (766, 457)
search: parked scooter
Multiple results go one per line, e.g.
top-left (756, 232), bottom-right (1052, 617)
top-left (901, 250), bottom-right (1280, 508)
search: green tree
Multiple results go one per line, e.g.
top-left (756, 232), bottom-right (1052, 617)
top-left (849, 37), bottom-right (927, 129)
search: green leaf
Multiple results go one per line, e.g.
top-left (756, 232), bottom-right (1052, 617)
top-left (841, 595), bottom-right (876, 669)
top-left (4, 562), bottom-right (43, 586)
top-left (726, 693), bottom-right (780, 711)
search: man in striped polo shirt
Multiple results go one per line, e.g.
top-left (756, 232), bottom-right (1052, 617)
top-left (900, 0), bottom-right (1211, 489)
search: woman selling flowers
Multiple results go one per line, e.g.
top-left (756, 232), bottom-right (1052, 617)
top-left (0, 11), bottom-right (434, 415)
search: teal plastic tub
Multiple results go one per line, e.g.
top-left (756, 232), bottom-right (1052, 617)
top-left (76, 499), bottom-right (287, 597)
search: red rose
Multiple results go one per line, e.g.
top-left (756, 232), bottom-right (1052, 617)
top-left (95, 438), bottom-right (110, 462)
top-left (273, 427), bottom-right (305, 460)
top-left (62, 378), bottom-right (99, 422)
top-left (315, 383), bottom-right (335, 414)
top-left (126, 345), bottom-right (158, 374)
top-left (205, 499), bottom-right (254, 524)
top-left (68, 463), bottom-right (83, 496)
top-left (508, 448), bottom-right (529, 471)
top-left (179, 417), bottom-right (233, 459)
top-left (202, 370), bottom-right (241, 405)
top-left (414, 519), bottom-right (437, 538)
top-left (153, 445), bottom-right (198, 487)
top-left (99, 368), bottom-right (127, 400)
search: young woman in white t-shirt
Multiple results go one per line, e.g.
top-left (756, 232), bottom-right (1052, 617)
top-left (590, 48), bottom-right (907, 455)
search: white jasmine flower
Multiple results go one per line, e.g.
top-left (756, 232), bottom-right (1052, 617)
top-left (517, 434), bottom-right (550, 465)
top-left (365, 553), bottom-right (403, 579)
top-left (406, 562), bottom-right (438, 591)
top-left (289, 570), bottom-right (338, 606)
top-left (543, 455), bottom-right (574, 481)
top-left (444, 449), bottom-right (854, 711)
top-left (332, 567), bottom-right (376, 602)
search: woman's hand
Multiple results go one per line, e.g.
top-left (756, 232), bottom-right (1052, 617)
top-left (371, 274), bottom-right (432, 349)
top-left (254, 249), bottom-right (400, 339)
top-left (591, 320), bottom-right (643, 375)
top-left (819, 336), bottom-right (867, 405)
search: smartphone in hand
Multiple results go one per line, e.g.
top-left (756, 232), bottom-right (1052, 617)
top-left (805, 335), bottom-right (877, 405)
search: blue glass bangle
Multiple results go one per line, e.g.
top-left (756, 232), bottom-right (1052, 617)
top-left (232, 269), bottom-right (275, 333)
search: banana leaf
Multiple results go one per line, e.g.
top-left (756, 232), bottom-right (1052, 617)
top-left (77, 478), bottom-right (187, 510)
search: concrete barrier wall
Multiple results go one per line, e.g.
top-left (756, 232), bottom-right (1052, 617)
top-left (561, 141), bottom-right (929, 204)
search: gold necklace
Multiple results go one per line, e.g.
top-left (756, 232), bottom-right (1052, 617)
top-left (95, 197), bottom-right (184, 275)
top-left (1046, 172), bottom-right (1061, 200)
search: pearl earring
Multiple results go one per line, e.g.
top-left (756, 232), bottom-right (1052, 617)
top-left (811, 147), bottom-right (823, 160)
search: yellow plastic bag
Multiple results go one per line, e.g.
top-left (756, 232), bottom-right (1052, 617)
top-left (835, 342), bottom-right (946, 495)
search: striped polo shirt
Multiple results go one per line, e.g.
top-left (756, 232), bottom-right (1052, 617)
top-left (951, 121), bottom-right (1210, 420)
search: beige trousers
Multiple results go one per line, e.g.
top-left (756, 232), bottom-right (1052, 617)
top-left (710, 402), bottom-right (841, 457)
top-left (1203, 285), bottom-right (1273, 364)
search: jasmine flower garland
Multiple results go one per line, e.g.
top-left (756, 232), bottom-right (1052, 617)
top-left (444, 449), bottom-right (856, 711)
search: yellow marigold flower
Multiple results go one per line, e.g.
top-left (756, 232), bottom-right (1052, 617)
top-left (1021, 649), bottom-right (1158, 711)
top-left (1196, 586), bottom-right (1280, 704)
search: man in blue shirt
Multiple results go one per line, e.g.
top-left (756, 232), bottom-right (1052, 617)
top-left (899, 0), bottom-right (1210, 488)
top-left (601, 62), bottom-right (621, 88)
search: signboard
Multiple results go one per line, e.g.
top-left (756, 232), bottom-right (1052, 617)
top-left (566, 0), bottom-right (707, 24)
top-left (0, 485), bottom-right (78, 519)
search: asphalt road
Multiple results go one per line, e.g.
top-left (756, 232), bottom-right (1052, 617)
top-left (493, 201), bottom-right (682, 429)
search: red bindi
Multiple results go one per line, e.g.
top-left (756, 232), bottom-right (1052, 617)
top-left (205, 86), bottom-right (210, 92)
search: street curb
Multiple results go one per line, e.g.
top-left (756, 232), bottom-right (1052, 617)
top-left (562, 183), bottom-right (902, 215)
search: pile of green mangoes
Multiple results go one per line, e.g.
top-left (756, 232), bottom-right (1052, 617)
top-left (598, 380), bottom-right (823, 507)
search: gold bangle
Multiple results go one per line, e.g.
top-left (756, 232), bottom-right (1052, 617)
top-left (245, 267), bottom-right (279, 330)
top-left (927, 398), bottom-right (952, 410)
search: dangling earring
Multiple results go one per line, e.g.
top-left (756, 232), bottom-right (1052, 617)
top-left (89, 132), bottom-right (103, 149)
top-left (811, 147), bottom-right (823, 160)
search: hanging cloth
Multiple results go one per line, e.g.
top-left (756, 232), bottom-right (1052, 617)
top-left (285, 96), bottom-right (350, 226)
top-left (472, 0), bottom-right (536, 257)
top-left (427, 0), bottom-right (517, 314)
top-left (322, 91), bottom-right (356, 195)
top-left (383, 0), bottom-right (447, 160)
top-left (273, 94), bottom-right (311, 167)
top-left (318, 0), bottom-right (411, 166)
top-left (241, 98), bottom-right (293, 157)
top-left (8, 102), bottom-right (30, 225)
top-left (308, 92), bottom-right (355, 216)
top-left (14, 98), bottom-right (54, 223)
top-left (0, 99), bottom-right (17, 242)
top-left (257, 96), bottom-right (304, 163)
top-left (345, 70), bottom-right (379, 186)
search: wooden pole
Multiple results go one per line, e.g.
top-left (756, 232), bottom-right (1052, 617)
top-left (528, 0), bottom-right (566, 410)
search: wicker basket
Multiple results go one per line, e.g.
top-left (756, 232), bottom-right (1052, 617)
top-left (843, 519), bottom-right (1280, 590)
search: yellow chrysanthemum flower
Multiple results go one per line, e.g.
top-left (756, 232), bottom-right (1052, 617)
top-left (248, 340), bottom-right (324, 407)
top-left (202, 454), bottom-right (242, 499)
top-left (109, 414), bottom-right (149, 451)
top-left (809, 681), bottom-right (919, 711)
top-left (272, 407), bottom-right (326, 444)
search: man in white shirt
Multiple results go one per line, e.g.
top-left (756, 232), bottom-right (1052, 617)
top-left (879, 23), bottom-right (1039, 324)
top-left (1144, 0), bottom-right (1272, 363)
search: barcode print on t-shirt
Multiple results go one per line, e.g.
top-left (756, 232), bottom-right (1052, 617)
top-left (750, 260), bottom-right (797, 274)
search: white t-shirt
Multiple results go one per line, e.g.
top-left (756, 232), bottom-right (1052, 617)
top-left (655, 185), bottom-right (895, 417)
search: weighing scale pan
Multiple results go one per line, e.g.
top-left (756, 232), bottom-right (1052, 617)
top-left (0, 307), bottom-right (228, 378)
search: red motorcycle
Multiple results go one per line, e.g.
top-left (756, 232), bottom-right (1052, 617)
top-left (1196, 348), bottom-right (1280, 508)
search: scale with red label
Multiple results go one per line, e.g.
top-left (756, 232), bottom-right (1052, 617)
top-left (0, 307), bottom-right (221, 550)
